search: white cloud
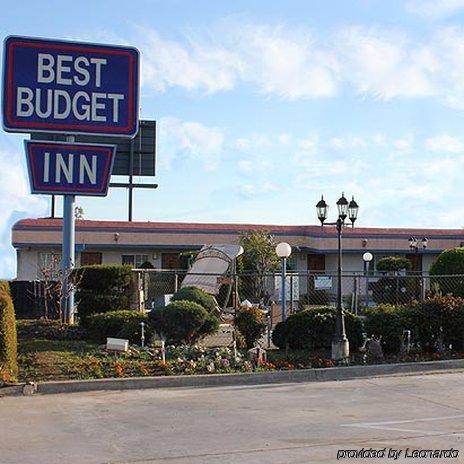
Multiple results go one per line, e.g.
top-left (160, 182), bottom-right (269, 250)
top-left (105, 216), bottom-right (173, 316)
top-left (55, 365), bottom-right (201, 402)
top-left (406, 0), bottom-right (464, 19)
top-left (241, 181), bottom-right (277, 197)
top-left (131, 22), bottom-right (464, 108)
top-left (393, 134), bottom-right (415, 153)
top-left (425, 134), bottom-right (464, 153)
top-left (0, 146), bottom-right (48, 277)
top-left (236, 134), bottom-right (272, 151)
top-left (138, 27), bottom-right (242, 94)
top-left (336, 26), bottom-right (433, 100)
top-left (158, 117), bottom-right (225, 171)
top-left (231, 24), bottom-right (339, 99)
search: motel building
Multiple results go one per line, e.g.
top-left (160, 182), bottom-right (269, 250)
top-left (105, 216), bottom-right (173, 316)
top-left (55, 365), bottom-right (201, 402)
top-left (11, 218), bottom-right (464, 282)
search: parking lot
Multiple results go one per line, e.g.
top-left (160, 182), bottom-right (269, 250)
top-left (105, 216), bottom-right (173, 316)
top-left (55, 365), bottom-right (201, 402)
top-left (1, 372), bottom-right (464, 463)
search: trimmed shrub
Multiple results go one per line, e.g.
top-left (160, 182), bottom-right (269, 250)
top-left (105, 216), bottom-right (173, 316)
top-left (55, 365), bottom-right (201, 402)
top-left (0, 290), bottom-right (18, 383)
top-left (430, 248), bottom-right (464, 297)
top-left (376, 256), bottom-right (412, 272)
top-left (272, 306), bottom-right (364, 352)
top-left (149, 300), bottom-right (219, 345)
top-left (235, 306), bottom-right (267, 349)
top-left (0, 280), bottom-right (10, 296)
top-left (171, 286), bottom-right (217, 312)
top-left (85, 310), bottom-right (149, 344)
top-left (74, 265), bottom-right (133, 324)
top-left (364, 305), bottom-right (405, 354)
top-left (430, 247), bottom-right (464, 275)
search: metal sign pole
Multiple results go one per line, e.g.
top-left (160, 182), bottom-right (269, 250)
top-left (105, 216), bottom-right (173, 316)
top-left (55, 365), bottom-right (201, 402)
top-left (62, 135), bottom-right (76, 323)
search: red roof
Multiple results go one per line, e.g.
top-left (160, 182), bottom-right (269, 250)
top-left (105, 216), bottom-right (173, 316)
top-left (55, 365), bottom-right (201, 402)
top-left (12, 218), bottom-right (464, 238)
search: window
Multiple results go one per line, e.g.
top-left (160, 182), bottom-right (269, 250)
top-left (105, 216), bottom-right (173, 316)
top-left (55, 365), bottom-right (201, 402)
top-left (122, 254), bottom-right (149, 268)
top-left (38, 252), bottom-right (62, 279)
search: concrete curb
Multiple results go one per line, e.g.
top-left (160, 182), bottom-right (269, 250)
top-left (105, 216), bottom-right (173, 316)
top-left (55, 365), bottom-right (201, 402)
top-left (33, 358), bottom-right (464, 395)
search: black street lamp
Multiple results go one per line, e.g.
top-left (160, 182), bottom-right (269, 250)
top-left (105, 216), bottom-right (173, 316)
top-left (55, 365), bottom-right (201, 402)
top-left (409, 236), bottom-right (428, 252)
top-left (315, 193), bottom-right (359, 361)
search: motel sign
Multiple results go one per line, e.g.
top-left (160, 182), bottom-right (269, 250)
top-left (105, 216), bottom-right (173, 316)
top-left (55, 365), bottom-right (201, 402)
top-left (2, 36), bottom-right (139, 137)
top-left (2, 35), bottom-right (140, 323)
top-left (25, 141), bottom-right (115, 196)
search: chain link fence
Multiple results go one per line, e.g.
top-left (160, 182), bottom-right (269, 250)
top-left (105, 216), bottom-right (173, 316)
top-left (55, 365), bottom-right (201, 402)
top-left (133, 268), bottom-right (464, 322)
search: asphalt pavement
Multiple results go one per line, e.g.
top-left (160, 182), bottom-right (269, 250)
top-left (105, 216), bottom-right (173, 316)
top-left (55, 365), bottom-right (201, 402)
top-left (1, 372), bottom-right (464, 463)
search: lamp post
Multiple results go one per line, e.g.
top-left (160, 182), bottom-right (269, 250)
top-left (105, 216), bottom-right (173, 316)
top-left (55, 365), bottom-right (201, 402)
top-left (275, 242), bottom-right (292, 323)
top-left (409, 236), bottom-right (428, 253)
top-left (363, 252), bottom-right (373, 309)
top-left (316, 193), bottom-right (359, 361)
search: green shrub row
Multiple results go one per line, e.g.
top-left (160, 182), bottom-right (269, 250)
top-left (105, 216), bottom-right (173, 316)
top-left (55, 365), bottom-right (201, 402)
top-left (0, 288), bottom-right (17, 383)
top-left (365, 295), bottom-right (464, 353)
top-left (74, 265), bottom-right (134, 323)
top-left (272, 307), bottom-right (364, 351)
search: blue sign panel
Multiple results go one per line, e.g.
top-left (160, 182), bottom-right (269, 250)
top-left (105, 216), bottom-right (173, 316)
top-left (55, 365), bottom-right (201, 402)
top-left (3, 36), bottom-right (139, 137)
top-left (25, 140), bottom-right (116, 196)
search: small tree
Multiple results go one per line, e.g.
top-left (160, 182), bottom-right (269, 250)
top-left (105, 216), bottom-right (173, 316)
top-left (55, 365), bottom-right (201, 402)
top-left (38, 255), bottom-right (82, 322)
top-left (239, 231), bottom-right (279, 302)
top-left (235, 305), bottom-right (267, 349)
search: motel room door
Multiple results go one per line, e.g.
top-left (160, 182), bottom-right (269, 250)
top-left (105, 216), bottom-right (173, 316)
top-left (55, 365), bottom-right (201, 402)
top-left (80, 252), bottom-right (102, 266)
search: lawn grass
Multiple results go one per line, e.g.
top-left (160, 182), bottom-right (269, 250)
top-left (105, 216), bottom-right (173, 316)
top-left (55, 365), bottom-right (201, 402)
top-left (18, 338), bottom-right (101, 382)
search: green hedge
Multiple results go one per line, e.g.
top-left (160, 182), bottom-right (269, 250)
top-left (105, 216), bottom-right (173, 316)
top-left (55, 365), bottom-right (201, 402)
top-left (0, 289), bottom-right (17, 383)
top-left (85, 310), bottom-right (149, 343)
top-left (364, 296), bottom-right (464, 354)
top-left (149, 300), bottom-right (219, 345)
top-left (272, 307), bottom-right (364, 351)
top-left (74, 265), bottom-right (133, 324)
top-left (170, 286), bottom-right (217, 312)
top-left (0, 280), bottom-right (10, 296)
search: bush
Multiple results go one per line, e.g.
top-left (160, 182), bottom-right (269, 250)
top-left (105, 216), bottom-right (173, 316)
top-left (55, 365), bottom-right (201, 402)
top-left (365, 296), bottom-right (464, 354)
top-left (408, 295), bottom-right (464, 352)
top-left (376, 256), bottom-right (412, 272)
top-left (430, 248), bottom-right (464, 297)
top-left (171, 286), bottom-right (217, 312)
top-left (272, 306), bottom-right (364, 352)
top-left (235, 306), bottom-right (267, 349)
top-left (364, 305), bottom-right (405, 353)
top-left (85, 310), bottom-right (149, 344)
top-left (0, 280), bottom-right (10, 296)
top-left (149, 300), bottom-right (219, 345)
top-left (74, 265), bottom-right (134, 324)
top-left (0, 290), bottom-right (17, 383)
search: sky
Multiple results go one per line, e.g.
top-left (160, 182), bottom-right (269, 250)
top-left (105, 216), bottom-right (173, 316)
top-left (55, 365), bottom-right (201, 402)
top-left (2, 0), bottom-right (464, 277)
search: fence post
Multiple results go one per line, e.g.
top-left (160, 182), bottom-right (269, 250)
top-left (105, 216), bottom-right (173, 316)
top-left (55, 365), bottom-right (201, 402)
top-left (290, 274), bottom-right (294, 314)
top-left (174, 273), bottom-right (179, 293)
